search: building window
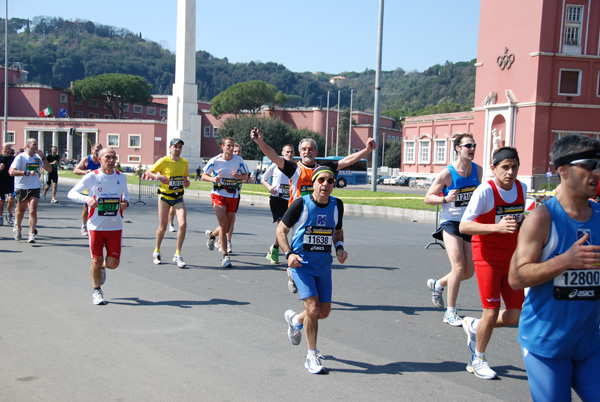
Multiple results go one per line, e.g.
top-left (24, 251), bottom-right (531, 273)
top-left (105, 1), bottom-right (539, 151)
top-left (89, 99), bottom-right (99, 108)
top-left (213, 127), bottom-right (219, 138)
top-left (88, 112), bottom-right (99, 119)
top-left (147, 107), bottom-right (156, 116)
top-left (107, 134), bottom-right (120, 147)
top-left (129, 134), bottom-right (141, 148)
top-left (4, 130), bottom-right (15, 143)
top-left (204, 126), bottom-right (211, 138)
top-left (133, 105), bottom-right (143, 114)
top-left (73, 111), bottom-right (83, 118)
top-left (122, 103), bottom-right (129, 112)
top-left (404, 141), bottom-right (415, 164)
top-left (60, 94), bottom-right (68, 103)
top-left (434, 140), bottom-right (447, 164)
top-left (159, 109), bottom-right (168, 117)
top-left (563, 5), bottom-right (583, 53)
top-left (104, 114), bottom-right (114, 119)
top-left (74, 97), bottom-right (83, 105)
top-left (418, 139), bottom-right (431, 164)
top-left (558, 69), bottom-right (581, 96)
top-left (128, 155), bottom-right (141, 163)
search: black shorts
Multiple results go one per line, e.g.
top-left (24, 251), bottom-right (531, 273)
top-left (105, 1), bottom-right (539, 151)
top-left (46, 171), bottom-right (58, 184)
top-left (16, 188), bottom-right (40, 203)
top-left (269, 196), bottom-right (289, 223)
top-left (0, 178), bottom-right (15, 201)
top-left (441, 220), bottom-right (472, 242)
top-left (159, 195), bottom-right (184, 207)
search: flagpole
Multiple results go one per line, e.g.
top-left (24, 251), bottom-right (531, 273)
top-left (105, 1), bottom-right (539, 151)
top-left (4, 0), bottom-right (8, 141)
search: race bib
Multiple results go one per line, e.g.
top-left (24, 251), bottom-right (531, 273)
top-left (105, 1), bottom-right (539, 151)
top-left (303, 226), bottom-right (333, 252)
top-left (168, 176), bottom-right (184, 195)
top-left (454, 186), bottom-right (476, 207)
top-left (300, 184), bottom-right (314, 196)
top-left (279, 184), bottom-right (290, 198)
top-left (219, 178), bottom-right (239, 193)
top-left (553, 269), bottom-right (600, 300)
top-left (494, 204), bottom-right (524, 225)
top-left (26, 163), bottom-right (39, 174)
top-left (97, 197), bottom-right (120, 217)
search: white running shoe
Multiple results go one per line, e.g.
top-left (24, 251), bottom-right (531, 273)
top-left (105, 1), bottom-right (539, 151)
top-left (14, 227), bottom-right (21, 241)
top-left (28, 234), bottom-right (35, 243)
top-left (467, 355), bottom-right (497, 380)
top-left (173, 254), bottom-right (186, 268)
top-left (443, 310), bottom-right (463, 327)
top-left (463, 316), bottom-right (477, 355)
top-left (222, 255), bottom-right (232, 268)
top-left (51, 199), bottom-right (58, 203)
top-left (153, 251), bottom-right (162, 265)
top-left (205, 230), bottom-right (215, 250)
top-left (288, 278), bottom-right (298, 294)
top-left (81, 226), bottom-right (88, 236)
top-left (227, 240), bottom-right (232, 254)
top-left (305, 351), bottom-right (326, 374)
top-left (426, 279), bottom-right (445, 309)
top-left (169, 224), bottom-right (176, 232)
top-left (93, 289), bottom-right (107, 305)
top-left (284, 309), bottom-right (301, 345)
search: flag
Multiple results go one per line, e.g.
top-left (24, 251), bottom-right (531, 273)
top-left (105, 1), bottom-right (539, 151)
top-left (39, 107), bottom-right (53, 117)
top-left (58, 108), bottom-right (68, 118)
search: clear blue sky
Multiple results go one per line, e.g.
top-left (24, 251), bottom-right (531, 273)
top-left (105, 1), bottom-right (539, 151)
top-left (8, 0), bottom-right (480, 74)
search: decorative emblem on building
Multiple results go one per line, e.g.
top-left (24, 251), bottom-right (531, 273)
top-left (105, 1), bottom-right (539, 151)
top-left (497, 48), bottom-right (515, 70)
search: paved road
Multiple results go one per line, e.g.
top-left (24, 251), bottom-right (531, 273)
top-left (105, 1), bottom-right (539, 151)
top-left (1, 183), bottom-right (574, 401)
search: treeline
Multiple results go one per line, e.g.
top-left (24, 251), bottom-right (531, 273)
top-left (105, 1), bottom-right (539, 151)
top-left (3, 16), bottom-right (475, 117)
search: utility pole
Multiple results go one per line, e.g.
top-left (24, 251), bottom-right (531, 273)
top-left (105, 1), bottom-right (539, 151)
top-left (371, 0), bottom-right (384, 192)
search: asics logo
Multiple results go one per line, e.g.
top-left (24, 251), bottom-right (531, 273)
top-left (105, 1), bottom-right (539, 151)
top-left (568, 289), bottom-right (595, 298)
top-left (486, 297), bottom-right (500, 303)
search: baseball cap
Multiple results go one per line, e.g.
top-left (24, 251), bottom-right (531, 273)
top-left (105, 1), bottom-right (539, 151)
top-left (170, 138), bottom-right (184, 146)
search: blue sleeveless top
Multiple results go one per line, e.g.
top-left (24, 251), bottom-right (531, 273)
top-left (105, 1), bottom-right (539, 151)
top-left (87, 154), bottom-right (101, 170)
top-left (518, 196), bottom-right (600, 359)
top-left (440, 162), bottom-right (480, 222)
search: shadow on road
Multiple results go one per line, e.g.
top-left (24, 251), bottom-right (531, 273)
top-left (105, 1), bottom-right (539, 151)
top-left (109, 297), bottom-right (250, 309)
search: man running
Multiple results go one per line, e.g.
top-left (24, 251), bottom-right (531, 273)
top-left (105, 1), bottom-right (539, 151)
top-left (251, 127), bottom-right (375, 292)
top-left (68, 148), bottom-right (129, 305)
top-left (425, 133), bottom-right (482, 326)
top-left (202, 137), bottom-right (249, 268)
top-left (74, 143), bottom-right (103, 236)
top-left (43, 146), bottom-right (61, 203)
top-left (9, 138), bottom-right (52, 243)
top-left (145, 138), bottom-right (190, 268)
top-left (279, 166), bottom-right (348, 374)
top-left (262, 144), bottom-right (295, 264)
top-left (0, 143), bottom-right (15, 226)
top-left (459, 146), bottom-right (526, 380)
top-left (509, 134), bottom-right (600, 401)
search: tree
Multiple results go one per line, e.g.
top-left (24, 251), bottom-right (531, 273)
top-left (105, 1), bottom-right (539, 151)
top-left (210, 80), bottom-right (287, 118)
top-left (72, 73), bottom-right (152, 119)
top-left (384, 140), bottom-right (402, 168)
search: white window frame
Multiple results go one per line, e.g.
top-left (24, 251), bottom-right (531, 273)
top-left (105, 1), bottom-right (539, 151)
top-left (122, 103), bottom-right (129, 112)
top-left (404, 140), bottom-right (415, 164)
top-left (128, 134), bottom-right (142, 148)
top-left (203, 126), bottom-right (211, 138)
top-left (418, 139), bottom-right (431, 164)
top-left (433, 139), bottom-right (447, 164)
top-left (89, 99), bottom-right (99, 108)
top-left (4, 130), bottom-right (15, 144)
top-left (60, 93), bottom-right (68, 104)
top-left (563, 5), bottom-right (584, 54)
top-left (212, 127), bottom-right (219, 138)
top-left (558, 68), bottom-right (582, 96)
top-left (147, 107), bottom-right (156, 116)
top-left (159, 109), bottom-right (168, 117)
top-left (133, 105), bottom-right (143, 114)
top-left (107, 134), bottom-right (120, 147)
top-left (128, 155), bottom-right (141, 163)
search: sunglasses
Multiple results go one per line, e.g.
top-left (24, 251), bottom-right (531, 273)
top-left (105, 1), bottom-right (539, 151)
top-left (459, 143), bottom-right (477, 149)
top-left (569, 159), bottom-right (600, 172)
top-left (317, 177), bottom-right (335, 184)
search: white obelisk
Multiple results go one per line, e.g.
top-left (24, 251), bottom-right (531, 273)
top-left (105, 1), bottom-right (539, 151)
top-left (167, 0), bottom-right (202, 164)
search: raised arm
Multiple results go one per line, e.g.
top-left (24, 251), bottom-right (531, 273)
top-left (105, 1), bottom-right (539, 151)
top-left (337, 137), bottom-right (376, 171)
top-left (250, 127), bottom-right (285, 170)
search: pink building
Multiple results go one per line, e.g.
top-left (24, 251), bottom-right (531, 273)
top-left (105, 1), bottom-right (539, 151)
top-left (402, 0), bottom-right (600, 188)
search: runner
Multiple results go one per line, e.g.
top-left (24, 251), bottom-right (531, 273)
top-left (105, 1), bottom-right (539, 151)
top-left (9, 138), bottom-right (52, 243)
top-left (0, 143), bottom-right (15, 226)
top-left (74, 143), bottom-right (103, 236)
top-left (67, 147), bottom-right (129, 305)
top-left (202, 137), bottom-right (249, 268)
top-left (509, 134), bottom-right (600, 401)
top-left (278, 166), bottom-right (348, 374)
top-left (42, 146), bottom-right (61, 203)
top-left (262, 144), bottom-right (295, 264)
top-left (145, 138), bottom-right (190, 268)
top-left (251, 127), bottom-right (375, 292)
top-left (425, 133), bottom-right (482, 326)
top-left (459, 146), bottom-right (526, 380)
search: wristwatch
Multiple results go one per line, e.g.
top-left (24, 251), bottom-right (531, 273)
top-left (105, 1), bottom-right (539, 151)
top-left (284, 251), bottom-right (294, 259)
top-left (442, 196), bottom-right (447, 203)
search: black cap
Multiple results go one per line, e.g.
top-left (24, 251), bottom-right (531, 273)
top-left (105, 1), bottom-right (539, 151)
top-left (170, 138), bottom-right (184, 146)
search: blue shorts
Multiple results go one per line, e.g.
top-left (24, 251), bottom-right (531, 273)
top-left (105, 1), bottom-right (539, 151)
top-left (290, 269), bottom-right (332, 303)
top-left (522, 346), bottom-right (600, 402)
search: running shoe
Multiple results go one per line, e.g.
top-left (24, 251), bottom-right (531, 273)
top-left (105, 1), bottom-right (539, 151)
top-left (6, 213), bottom-right (13, 225)
top-left (205, 230), bottom-right (214, 250)
top-left (28, 234), bottom-right (35, 243)
top-left (222, 255), bottom-right (232, 268)
top-left (81, 226), bottom-right (88, 236)
top-left (13, 227), bottom-right (21, 241)
top-left (51, 199), bottom-right (58, 203)
top-left (169, 224), bottom-right (176, 232)
top-left (266, 245), bottom-right (279, 264)
top-left (93, 289), bottom-right (107, 305)
top-left (0, 217), bottom-right (3, 226)
top-left (288, 278), bottom-right (298, 294)
top-left (173, 254), bottom-right (186, 268)
top-left (305, 351), bottom-right (326, 374)
top-left (463, 316), bottom-right (477, 355)
top-left (227, 240), bottom-right (232, 254)
top-left (284, 309), bottom-right (302, 345)
top-left (443, 310), bottom-right (463, 327)
top-left (426, 279), bottom-right (445, 309)
top-left (100, 267), bottom-right (106, 285)
top-left (466, 355), bottom-right (497, 380)
top-left (153, 251), bottom-right (162, 265)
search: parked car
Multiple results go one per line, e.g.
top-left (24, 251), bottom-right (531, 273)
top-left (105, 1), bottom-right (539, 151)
top-left (387, 176), bottom-right (404, 185)
top-left (377, 175), bottom-right (390, 184)
top-left (397, 176), bottom-right (410, 186)
top-left (383, 175), bottom-right (398, 185)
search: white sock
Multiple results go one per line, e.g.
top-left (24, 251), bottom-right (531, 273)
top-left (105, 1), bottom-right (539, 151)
top-left (292, 316), bottom-right (301, 327)
top-left (434, 281), bottom-right (444, 291)
top-left (475, 351), bottom-right (485, 359)
top-left (446, 307), bottom-right (457, 314)
top-left (472, 318), bottom-right (480, 331)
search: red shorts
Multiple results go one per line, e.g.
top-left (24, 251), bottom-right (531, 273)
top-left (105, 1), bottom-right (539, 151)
top-left (88, 230), bottom-right (122, 259)
top-left (474, 260), bottom-right (524, 309)
top-left (211, 194), bottom-right (239, 213)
